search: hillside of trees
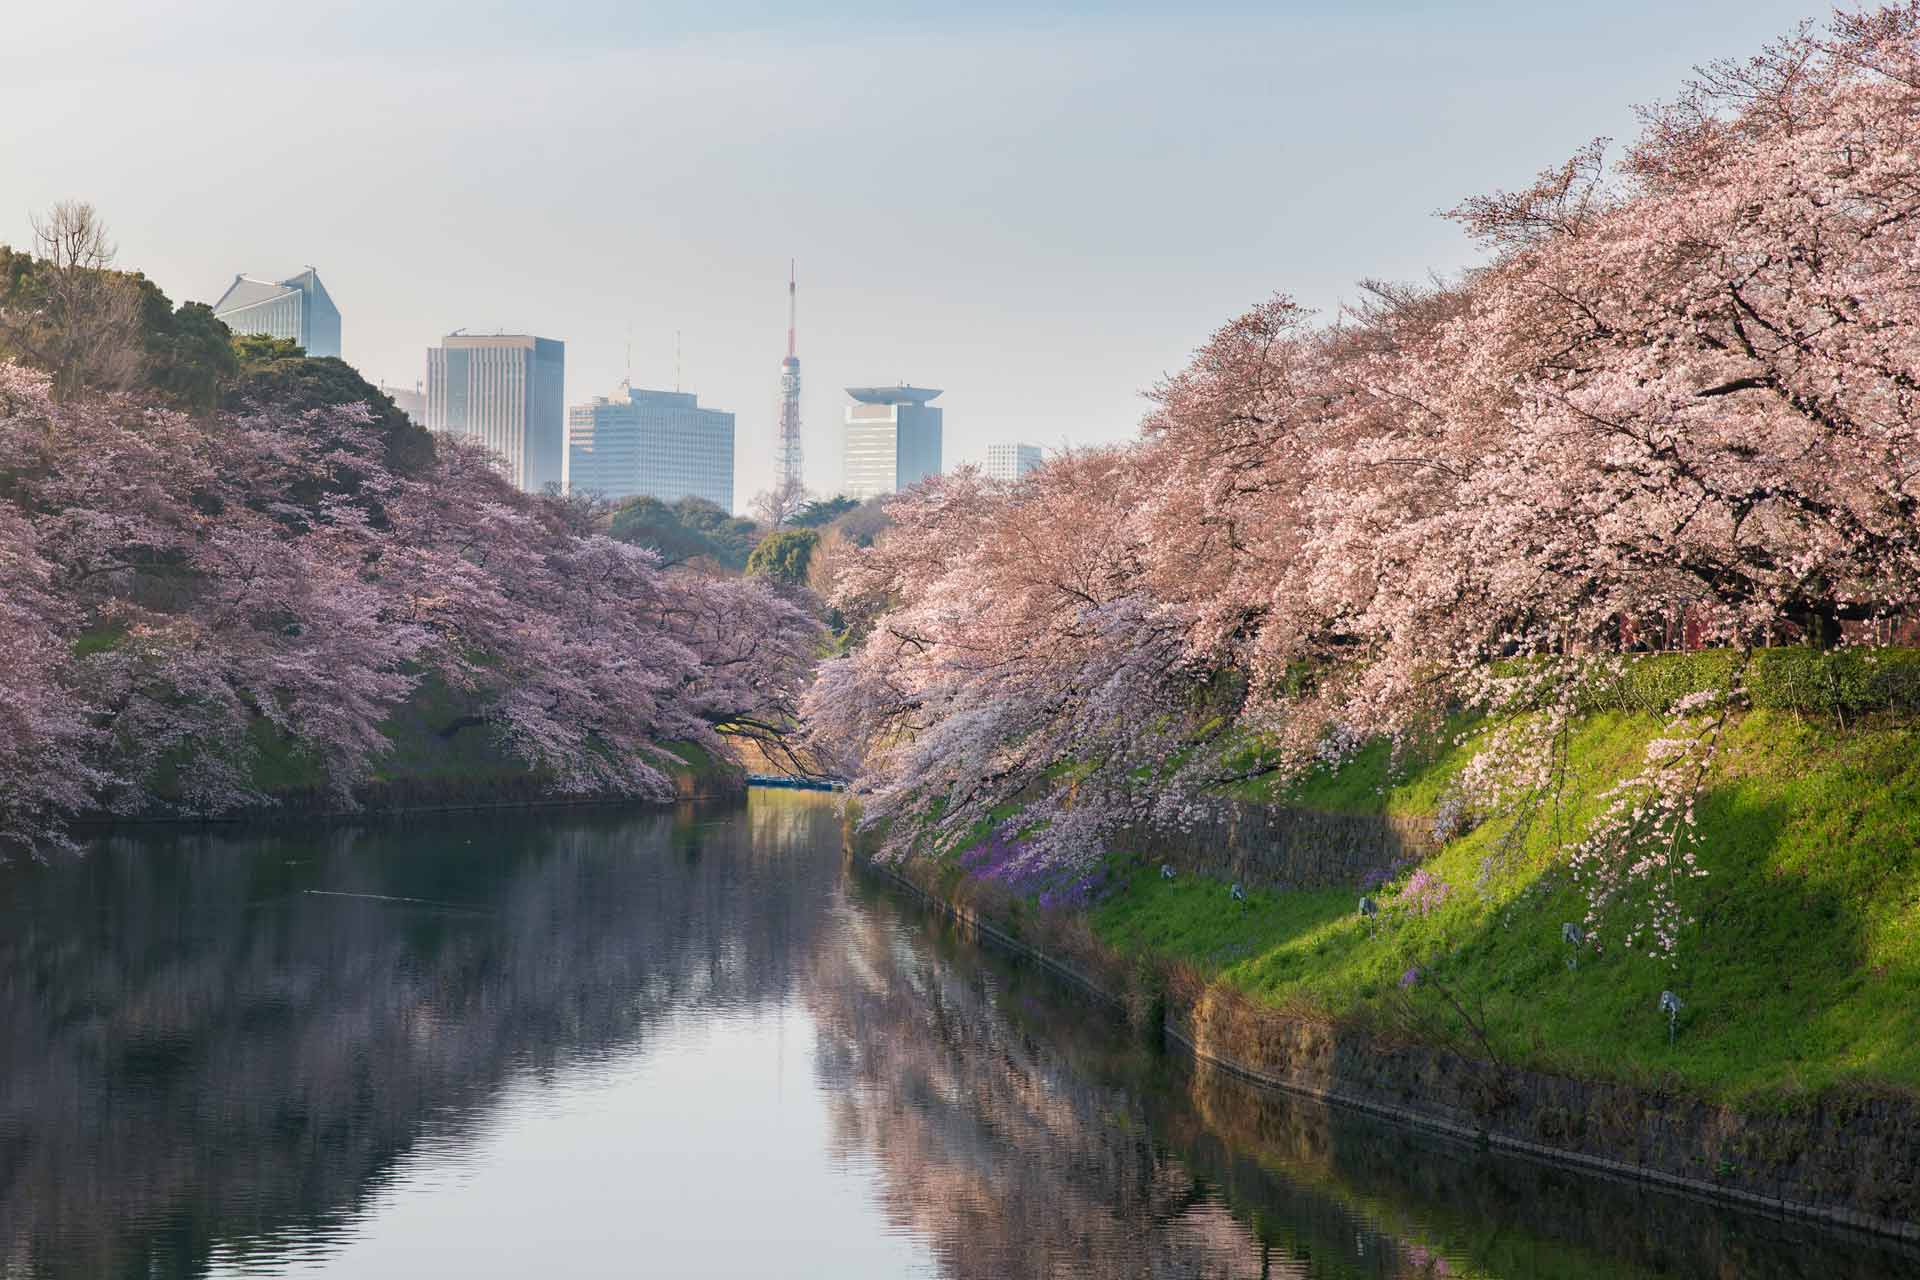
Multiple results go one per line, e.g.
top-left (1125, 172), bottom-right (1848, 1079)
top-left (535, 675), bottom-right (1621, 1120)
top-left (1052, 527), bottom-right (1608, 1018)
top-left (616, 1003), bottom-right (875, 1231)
top-left (0, 205), bottom-right (820, 855)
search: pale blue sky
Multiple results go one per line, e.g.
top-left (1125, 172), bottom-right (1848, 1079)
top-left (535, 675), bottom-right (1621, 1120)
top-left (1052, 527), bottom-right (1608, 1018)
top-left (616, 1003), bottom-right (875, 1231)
top-left (2, 1), bottom-right (1825, 508)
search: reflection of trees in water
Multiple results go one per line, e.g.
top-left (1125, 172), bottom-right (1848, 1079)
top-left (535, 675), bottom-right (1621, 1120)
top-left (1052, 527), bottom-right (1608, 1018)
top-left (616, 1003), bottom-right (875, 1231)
top-left (805, 896), bottom-right (1261, 1279)
top-left (1174, 1062), bottom-right (1920, 1280)
top-left (811, 884), bottom-right (1920, 1280)
top-left (0, 794), bottom-right (842, 1279)
top-left (6, 794), bottom-right (1913, 1280)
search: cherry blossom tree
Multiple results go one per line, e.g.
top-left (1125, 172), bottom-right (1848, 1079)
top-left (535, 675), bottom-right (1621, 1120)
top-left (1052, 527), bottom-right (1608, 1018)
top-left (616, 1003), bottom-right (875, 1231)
top-left (808, 5), bottom-right (1920, 959)
top-left (0, 358), bottom-right (822, 855)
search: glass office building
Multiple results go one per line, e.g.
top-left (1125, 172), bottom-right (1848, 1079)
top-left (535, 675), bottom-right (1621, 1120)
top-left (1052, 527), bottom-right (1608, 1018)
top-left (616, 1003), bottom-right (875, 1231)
top-left (843, 386), bottom-right (943, 501)
top-left (426, 334), bottom-right (566, 493)
top-left (212, 268), bottom-right (342, 358)
top-left (567, 387), bottom-right (735, 511)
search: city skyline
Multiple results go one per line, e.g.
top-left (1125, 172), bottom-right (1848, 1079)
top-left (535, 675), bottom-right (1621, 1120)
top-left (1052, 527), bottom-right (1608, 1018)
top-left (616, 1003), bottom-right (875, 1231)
top-left (0, 0), bottom-right (1821, 510)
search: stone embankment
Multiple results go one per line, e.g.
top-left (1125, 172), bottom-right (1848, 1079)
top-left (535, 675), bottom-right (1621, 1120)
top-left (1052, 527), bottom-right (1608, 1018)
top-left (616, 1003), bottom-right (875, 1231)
top-left (852, 825), bottom-right (1920, 1244)
top-left (1119, 803), bottom-right (1434, 891)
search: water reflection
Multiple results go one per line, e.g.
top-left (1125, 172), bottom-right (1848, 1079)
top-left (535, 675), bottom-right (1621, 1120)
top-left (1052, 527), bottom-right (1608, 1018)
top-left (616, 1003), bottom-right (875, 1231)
top-left (0, 794), bottom-right (1912, 1278)
top-left (0, 797), bottom-right (844, 1277)
top-left (820, 889), bottom-right (1920, 1279)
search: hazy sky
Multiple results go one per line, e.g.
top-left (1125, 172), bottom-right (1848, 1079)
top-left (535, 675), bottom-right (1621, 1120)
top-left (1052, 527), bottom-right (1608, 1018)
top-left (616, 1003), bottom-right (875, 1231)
top-left (3, 0), bottom-right (1823, 509)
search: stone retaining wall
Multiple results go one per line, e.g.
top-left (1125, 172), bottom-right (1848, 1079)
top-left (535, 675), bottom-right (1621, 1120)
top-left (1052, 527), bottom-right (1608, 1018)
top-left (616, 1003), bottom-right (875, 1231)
top-left (859, 836), bottom-right (1920, 1244)
top-left (1122, 803), bottom-right (1435, 891)
top-left (1172, 980), bottom-right (1920, 1239)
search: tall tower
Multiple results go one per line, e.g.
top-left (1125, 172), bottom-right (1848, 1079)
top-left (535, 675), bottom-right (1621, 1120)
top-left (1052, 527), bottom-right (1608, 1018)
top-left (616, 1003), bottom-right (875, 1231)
top-left (775, 261), bottom-right (803, 492)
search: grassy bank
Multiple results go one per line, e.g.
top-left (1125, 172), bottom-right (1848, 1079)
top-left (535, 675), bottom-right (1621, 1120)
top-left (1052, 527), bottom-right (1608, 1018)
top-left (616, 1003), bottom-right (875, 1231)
top-left (1089, 709), bottom-right (1920, 1104)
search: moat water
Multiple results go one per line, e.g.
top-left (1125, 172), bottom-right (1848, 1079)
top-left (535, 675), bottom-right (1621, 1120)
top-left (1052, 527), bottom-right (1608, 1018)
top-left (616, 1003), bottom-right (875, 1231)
top-left (1, 791), bottom-right (1911, 1278)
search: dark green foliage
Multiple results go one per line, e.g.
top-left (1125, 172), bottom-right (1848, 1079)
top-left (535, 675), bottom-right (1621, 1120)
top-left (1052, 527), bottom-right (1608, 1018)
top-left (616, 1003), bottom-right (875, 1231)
top-left (1, 246), bottom-right (238, 408)
top-left (746, 528), bottom-right (820, 585)
top-left (139, 297), bottom-right (237, 410)
top-left (224, 344), bottom-right (435, 475)
top-left (2, 239), bottom-right (426, 462)
top-left (790, 495), bottom-right (859, 528)
top-left (671, 496), bottom-right (761, 564)
top-left (230, 333), bottom-right (303, 365)
top-left (607, 495), bottom-right (759, 571)
top-left (0, 244), bottom-right (33, 303)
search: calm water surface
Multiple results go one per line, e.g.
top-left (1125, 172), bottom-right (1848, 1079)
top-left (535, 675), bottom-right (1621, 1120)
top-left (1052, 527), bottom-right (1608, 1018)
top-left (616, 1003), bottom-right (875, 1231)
top-left (1, 792), bottom-right (1913, 1278)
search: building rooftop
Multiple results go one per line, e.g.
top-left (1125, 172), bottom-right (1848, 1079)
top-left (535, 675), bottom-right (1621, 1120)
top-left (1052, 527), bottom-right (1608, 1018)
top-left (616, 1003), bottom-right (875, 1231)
top-left (213, 269), bottom-right (335, 315)
top-left (439, 333), bottom-right (563, 350)
top-left (846, 385), bottom-right (942, 405)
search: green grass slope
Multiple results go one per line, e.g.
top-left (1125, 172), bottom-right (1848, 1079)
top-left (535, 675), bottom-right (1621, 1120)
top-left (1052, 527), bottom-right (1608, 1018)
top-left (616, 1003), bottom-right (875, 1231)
top-left (1093, 710), bottom-right (1920, 1104)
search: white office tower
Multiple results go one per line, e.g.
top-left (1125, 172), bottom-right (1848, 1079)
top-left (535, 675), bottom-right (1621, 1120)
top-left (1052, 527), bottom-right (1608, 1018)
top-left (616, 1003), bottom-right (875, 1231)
top-left (567, 387), bottom-right (735, 510)
top-left (843, 385), bottom-right (943, 501)
top-left (984, 442), bottom-right (1042, 483)
top-left (426, 334), bottom-right (566, 493)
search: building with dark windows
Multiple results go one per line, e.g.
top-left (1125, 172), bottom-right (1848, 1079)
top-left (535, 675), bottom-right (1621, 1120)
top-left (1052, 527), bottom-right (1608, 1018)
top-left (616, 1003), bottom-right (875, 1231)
top-left (212, 268), bottom-right (342, 358)
top-left (567, 387), bottom-right (734, 510)
top-left (426, 334), bottom-right (566, 493)
top-left (843, 385), bottom-right (942, 500)
top-left (984, 442), bottom-right (1042, 483)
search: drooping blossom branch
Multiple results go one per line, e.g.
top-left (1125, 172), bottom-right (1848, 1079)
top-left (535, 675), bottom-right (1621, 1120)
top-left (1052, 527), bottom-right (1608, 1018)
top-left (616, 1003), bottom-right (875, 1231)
top-left (806, 6), bottom-right (1920, 961)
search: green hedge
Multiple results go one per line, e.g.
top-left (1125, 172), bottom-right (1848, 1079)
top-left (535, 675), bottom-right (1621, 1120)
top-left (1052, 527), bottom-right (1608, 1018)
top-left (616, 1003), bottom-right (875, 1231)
top-left (1578, 648), bottom-right (1920, 716)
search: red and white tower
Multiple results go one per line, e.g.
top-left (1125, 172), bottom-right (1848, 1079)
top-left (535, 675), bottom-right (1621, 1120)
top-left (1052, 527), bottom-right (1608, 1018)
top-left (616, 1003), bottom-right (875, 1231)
top-left (775, 261), bottom-right (803, 492)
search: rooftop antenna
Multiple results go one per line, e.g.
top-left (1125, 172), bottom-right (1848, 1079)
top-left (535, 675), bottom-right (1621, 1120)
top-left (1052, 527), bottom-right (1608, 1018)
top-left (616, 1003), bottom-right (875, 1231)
top-left (622, 324), bottom-right (632, 393)
top-left (675, 329), bottom-right (683, 393)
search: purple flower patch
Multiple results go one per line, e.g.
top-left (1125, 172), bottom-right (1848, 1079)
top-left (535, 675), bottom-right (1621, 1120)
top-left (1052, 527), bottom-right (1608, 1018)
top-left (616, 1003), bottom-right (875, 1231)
top-left (961, 827), bottom-right (1105, 910)
top-left (1397, 869), bottom-right (1452, 917)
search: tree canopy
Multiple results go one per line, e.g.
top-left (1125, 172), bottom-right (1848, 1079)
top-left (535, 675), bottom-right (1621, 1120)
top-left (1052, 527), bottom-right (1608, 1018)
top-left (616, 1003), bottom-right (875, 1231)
top-left (807, 5), bottom-right (1920, 963)
top-left (608, 495), bottom-right (760, 571)
top-left (0, 364), bottom-right (820, 855)
top-left (790, 495), bottom-right (859, 529)
top-left (746, 529), bottom-right (820, 586)
top-left (224, 338), bottom-right (434, 475)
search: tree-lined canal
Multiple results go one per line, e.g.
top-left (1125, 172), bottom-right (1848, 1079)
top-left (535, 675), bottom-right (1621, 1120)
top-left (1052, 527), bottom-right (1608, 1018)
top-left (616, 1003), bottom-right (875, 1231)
top-left (0, 791), bottom-right (1910, 1278)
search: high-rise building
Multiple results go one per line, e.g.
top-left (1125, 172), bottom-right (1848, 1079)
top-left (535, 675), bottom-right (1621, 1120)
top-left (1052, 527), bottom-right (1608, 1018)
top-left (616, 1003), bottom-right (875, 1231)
top-left (984, 443), bottom-right (1042, 483)
top-left (212, 268), bottom-right (342, 358)
top-left (567, 387), bottom-right (735, 511)
top-left (378, 382), bottom-right (426, 427)
top-left (426, 334), bottom-right (565, 493)
top-left (843, 386), bottom-right (943, 501)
